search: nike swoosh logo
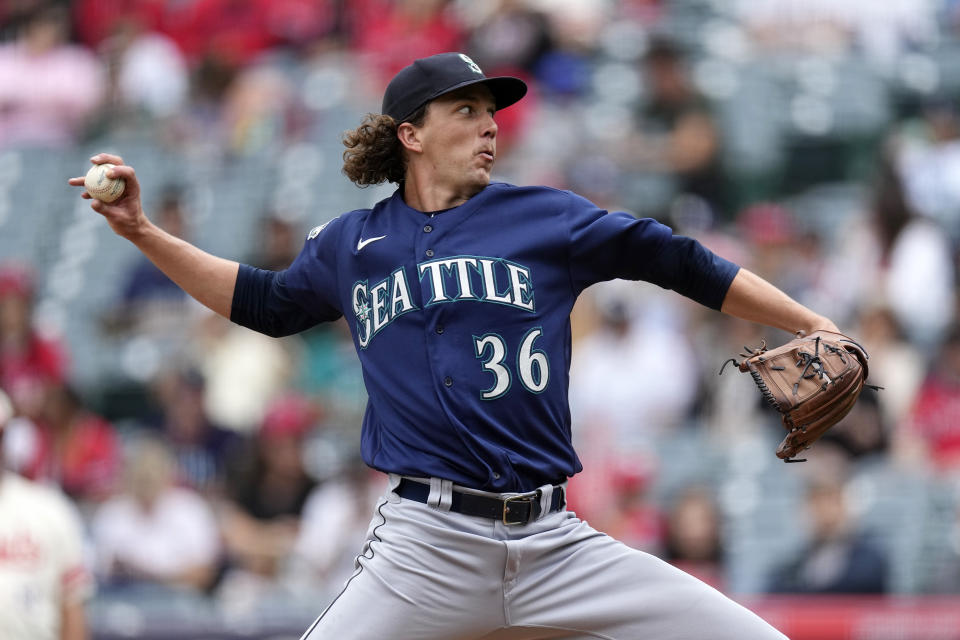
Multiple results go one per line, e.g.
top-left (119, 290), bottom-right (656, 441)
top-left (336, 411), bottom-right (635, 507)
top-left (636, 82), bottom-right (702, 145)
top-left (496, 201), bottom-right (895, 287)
top-left (357, 235), bottom-right (386, 251)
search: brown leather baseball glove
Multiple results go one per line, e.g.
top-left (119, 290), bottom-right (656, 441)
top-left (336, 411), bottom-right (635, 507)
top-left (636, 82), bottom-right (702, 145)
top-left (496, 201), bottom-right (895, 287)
top-left (720, 330), bottom-right (877, 462)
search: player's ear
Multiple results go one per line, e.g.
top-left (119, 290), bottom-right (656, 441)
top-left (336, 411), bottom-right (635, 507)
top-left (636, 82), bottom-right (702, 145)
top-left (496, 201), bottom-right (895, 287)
top-left (397, 122), bottom-right (423, 154)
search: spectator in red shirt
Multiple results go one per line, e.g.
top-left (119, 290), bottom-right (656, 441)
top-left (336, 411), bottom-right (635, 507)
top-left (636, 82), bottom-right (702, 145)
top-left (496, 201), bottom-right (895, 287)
top-left (902, 325), bottom-right (960, 473)
top-left (27, 385), bottom-right (121, 507)
top-left (70, 0), bottom-right (168, 50)
top-left (0, 265), bottom-right (67, 422)
top-left (349, 0), bottom-right (464, 83)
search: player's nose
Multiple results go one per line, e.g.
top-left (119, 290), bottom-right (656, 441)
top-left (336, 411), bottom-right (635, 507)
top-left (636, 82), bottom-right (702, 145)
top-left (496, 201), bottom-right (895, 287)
top-left (481, 112), bottom-right (498, 138)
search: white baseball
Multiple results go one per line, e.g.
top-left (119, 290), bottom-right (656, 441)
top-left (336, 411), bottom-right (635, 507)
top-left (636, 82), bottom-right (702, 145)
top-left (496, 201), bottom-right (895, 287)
top-left (84, 163), bottom-right (126, 203)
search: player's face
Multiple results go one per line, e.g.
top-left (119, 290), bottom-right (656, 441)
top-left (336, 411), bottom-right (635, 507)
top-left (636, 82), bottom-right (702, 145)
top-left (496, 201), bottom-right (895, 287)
top-left (418, 85), bottom-right (498, 194)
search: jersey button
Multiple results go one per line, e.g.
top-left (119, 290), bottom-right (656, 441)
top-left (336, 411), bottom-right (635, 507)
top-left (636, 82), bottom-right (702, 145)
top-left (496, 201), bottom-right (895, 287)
top-left (435, 325), bottom-right (444, 334)
top-left (423, 224), bottom-right (433, 233)
top-left (443, 376), bottom-right (453, 387)
top-left (425, 249), bottom-right (434, 257)
top-left (493, 472), bottom-right (501, 479)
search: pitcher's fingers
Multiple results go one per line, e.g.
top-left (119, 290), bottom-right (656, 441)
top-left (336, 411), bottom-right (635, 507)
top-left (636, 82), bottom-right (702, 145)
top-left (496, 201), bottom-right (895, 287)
top-left (67, 177), bottom-right (85, 186)
top-left (106, 165), bottom-right (136, 180)
top-left (90, 199), bottom-right (111, 212)
top-left (90, 153), bottom-right (124, 166)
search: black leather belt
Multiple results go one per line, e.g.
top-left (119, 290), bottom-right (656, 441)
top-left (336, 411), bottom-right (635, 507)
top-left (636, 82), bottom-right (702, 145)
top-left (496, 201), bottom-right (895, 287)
top-left (395, 478), bottom-right (565, 526)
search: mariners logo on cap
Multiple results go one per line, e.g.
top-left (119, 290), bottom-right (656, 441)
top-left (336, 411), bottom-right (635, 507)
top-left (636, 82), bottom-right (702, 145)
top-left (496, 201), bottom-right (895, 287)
top-left (459, 54), bottom-right (483, 75)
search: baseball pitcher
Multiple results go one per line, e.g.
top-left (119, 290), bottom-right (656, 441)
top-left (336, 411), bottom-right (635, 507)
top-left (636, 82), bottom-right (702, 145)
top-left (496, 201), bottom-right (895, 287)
top-left (71, 52), bottom-right (866, 639)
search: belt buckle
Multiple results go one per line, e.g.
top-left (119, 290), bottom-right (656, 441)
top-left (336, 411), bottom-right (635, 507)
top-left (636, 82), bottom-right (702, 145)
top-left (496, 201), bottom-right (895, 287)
top-left (502, 491), bottom-right (540, 526)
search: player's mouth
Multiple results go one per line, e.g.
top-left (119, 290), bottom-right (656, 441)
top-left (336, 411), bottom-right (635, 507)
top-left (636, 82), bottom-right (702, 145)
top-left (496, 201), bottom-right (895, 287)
top-left (477, 149), bottom-right (495, 162)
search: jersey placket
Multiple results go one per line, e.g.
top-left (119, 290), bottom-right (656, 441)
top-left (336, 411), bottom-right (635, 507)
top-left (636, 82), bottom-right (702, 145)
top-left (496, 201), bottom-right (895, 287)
top-left (416, 215), bottom-right (454, 393)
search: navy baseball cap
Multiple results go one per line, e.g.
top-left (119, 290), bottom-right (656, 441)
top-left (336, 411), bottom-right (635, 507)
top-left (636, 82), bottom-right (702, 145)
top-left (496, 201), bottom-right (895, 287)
top-left (382, 52), bottom-right (527, 123)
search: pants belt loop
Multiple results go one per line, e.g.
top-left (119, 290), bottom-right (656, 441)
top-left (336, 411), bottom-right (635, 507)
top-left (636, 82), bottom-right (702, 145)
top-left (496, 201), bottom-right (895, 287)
top-left (438, 479), bottom-right (454, 512)
top-left (537, 484), bottom-right (554, 521)
top-left (387, 473), bottom-right (403, 493)
top-left (427, 477), bottom-right (454, 511)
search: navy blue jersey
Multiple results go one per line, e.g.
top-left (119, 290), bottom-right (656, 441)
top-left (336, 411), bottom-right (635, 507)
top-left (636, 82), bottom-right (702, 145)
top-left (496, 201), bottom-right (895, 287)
top-left (232, 183), bottom-right (739, 492)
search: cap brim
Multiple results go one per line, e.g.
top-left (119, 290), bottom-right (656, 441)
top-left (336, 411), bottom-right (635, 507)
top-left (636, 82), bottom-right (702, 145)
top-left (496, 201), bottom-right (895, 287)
top-left (478, 76), bottom-right (528, 112)
top-left (404, 76), bottom-right (527, 121)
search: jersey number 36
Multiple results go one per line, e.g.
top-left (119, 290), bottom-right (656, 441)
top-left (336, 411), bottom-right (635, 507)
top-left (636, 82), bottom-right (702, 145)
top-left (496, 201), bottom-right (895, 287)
top-left (473, 328), bottom-right (549, 400)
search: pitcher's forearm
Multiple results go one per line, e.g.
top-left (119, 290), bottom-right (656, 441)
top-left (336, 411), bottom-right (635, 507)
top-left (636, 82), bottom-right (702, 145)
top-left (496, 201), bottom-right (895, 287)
top-left (720, 269), bottom-right (838, 335)
top-left (130, 222), bottom-right (239, 318)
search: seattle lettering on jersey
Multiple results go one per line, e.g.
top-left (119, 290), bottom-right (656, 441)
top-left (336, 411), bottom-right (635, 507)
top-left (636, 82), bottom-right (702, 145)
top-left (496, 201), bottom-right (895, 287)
top-left (352, 255), bottom-right (535, 348)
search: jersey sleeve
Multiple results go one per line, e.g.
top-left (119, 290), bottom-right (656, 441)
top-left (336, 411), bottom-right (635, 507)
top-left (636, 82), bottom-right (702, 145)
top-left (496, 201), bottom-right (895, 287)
top-left (566, 191), bottom-right (740, 309)
top-left (231, 217), bottom-right (344, 337)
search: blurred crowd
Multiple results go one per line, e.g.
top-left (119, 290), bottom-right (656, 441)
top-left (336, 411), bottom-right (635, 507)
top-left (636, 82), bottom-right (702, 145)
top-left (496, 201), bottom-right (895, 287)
top-left (2, 0), bottom-right (960, 636)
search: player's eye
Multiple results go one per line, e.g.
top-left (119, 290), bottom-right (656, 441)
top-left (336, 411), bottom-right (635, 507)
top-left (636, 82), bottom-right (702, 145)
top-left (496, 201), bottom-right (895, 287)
top-left (458, 105), bottom-right (473, 115)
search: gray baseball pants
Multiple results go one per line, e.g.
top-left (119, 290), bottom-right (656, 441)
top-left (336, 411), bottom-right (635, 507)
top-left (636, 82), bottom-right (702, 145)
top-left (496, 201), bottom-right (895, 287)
top-left (300, 475), bottom-right (787, 639)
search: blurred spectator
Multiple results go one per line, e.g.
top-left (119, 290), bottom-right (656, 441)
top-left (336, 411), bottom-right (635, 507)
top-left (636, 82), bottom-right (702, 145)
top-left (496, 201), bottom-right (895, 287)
top-left (191, 311), bottom-right (295, 435)
top-left (570, 286), bottom-right (699, 455)
top-left (245, 213), bottom-right (302, 271)
top-left (824, 154), bottom-right (955, 350)
top-left (767, 476), bottom-right (888, 593)
top-left (22, 384), bottom-right (120, 507)
top-left (735, 0), bottom-right (938, 66)
top-left (171, 0), bottom-right (275, 69)
top-left (574, 458), bottom-right (664, 555)
top-left (218, 393), bottom-right (318, 590)
top-left (291, 459), bottom-right (385, 590)
top-left (145, 367), bottom-right (240, 495)
top-left (528, 0), bottom-right (607, 98)
top-left (695, 309), bottom-right (779, 448)
top-left (115, 0), bottom-right (339, 68)
top-left (220, 62), bottom-right (301, 155)
top-left (899, 325), bottom-right (960, 474)
top-left (102, 189), bottom-right (198, 363)
top-left (465, 0), bottom-right (552, 75)
top-left (0, 386), bottom-right (93, 640)
top-left (0, 264), bottom-right (68, 422)
top-left (350, 0), bottom-right (464, 82)
top-left (70, 0), bottom-right (168, 50)
top-left (118, 190), bottom-right (190, 308)
top-left (91, 435), bottom-right (221, 593)
top-left (663, 485), bottom-right (726, 591)
top-left (182, 214), bottom-right (300, 434)
top-left (0, 1), bottom-right (105, 148)
top-left (294, 320), bottom-right (367, 430)
top-left (734, 203), bottom-right (800, 291)
top-left (870, 158), bottom-right (956, 350)
top-left (855, 304), bottom-right (925, 430)
top-left (74, 0), bottom-right (340, 66)
top-left (529, 31), bottom-right (590, 99)
top-left (100, 20), bottom-right (189, 123)
top-left (817, 389), bottom-right (888, 462)
top-left (897, 98), bottom-right (960, 242)
top-left (627, 37), bottom-right (724, 218)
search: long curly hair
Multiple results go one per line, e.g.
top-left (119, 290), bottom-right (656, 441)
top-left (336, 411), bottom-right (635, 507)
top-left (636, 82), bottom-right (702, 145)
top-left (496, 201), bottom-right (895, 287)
top-left (341, 105), bottom-right (428, 186)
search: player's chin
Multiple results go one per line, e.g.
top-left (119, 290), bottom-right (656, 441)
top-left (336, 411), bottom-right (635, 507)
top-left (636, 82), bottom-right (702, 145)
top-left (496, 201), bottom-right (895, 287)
top-left (469, 165), bottom-right (493, 187)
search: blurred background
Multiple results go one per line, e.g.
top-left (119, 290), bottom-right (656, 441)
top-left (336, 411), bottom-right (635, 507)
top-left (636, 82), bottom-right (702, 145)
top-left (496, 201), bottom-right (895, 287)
top-left (1, 0), bottom-right (960, 638)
